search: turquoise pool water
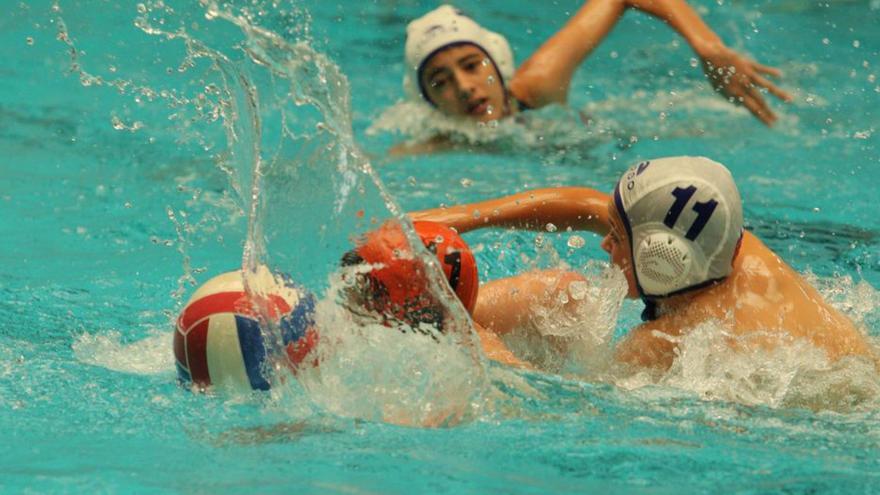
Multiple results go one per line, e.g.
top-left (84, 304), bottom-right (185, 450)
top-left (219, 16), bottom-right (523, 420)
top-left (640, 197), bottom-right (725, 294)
top-left (2, 0), bottom-right (880, 492)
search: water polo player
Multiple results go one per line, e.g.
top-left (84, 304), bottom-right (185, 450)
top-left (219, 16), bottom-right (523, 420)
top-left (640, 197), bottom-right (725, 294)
top-left (341, 220), bottom-right (526, 367)
top-left (395, 2), bottom-right (792, 153)
top-left (410, 156), bottom-right (875, 370)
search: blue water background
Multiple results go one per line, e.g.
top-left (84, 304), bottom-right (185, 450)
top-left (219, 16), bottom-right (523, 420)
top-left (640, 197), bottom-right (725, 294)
top-left (1, 0), bottom-right (880, 493)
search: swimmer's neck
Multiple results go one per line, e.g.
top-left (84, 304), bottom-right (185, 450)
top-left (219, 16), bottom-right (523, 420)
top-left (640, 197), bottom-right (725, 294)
top-left (506, 93), bottom-right (522, 117)
top-left (653, 280), bottom-right (724, 316)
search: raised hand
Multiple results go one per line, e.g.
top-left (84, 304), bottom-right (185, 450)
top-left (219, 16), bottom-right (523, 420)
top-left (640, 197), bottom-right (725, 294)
top-left (699, 44), bottom-right (793, 126)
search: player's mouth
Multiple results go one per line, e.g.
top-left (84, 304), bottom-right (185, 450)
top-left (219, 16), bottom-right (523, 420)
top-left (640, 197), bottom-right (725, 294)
top-left (466, 98), bottom-right (489, 116)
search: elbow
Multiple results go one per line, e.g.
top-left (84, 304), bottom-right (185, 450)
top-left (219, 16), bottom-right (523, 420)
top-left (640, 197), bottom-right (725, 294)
top-left (509, 71), bottom-right (568, 110)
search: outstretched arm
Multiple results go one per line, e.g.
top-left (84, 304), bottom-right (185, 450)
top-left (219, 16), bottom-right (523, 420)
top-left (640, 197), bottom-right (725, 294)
top-left (628, 0), bottom-right (793, 125)
top-left (409, 187), bottom-right (611, 235)
top-left (509, 0), bottom-right (792, 124)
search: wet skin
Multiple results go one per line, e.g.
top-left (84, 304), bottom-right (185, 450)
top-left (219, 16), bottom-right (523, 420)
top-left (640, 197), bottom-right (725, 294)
top-left (600, 201), bottom-right (640, 299)
top-left (419, 44), bottom-right (509, 122)
top-left (605, 198), bottom-right (874, 369)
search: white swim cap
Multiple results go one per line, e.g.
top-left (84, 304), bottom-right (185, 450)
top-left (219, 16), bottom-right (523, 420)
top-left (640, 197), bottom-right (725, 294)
top-left (613, 156), bottom-right (744, 298)
top-left (403, 5), bottom-right (515, 104)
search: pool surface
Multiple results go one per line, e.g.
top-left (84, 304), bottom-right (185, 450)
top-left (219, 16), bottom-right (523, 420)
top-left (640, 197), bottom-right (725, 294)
top-left (2, 0), bottom-right (880, 493)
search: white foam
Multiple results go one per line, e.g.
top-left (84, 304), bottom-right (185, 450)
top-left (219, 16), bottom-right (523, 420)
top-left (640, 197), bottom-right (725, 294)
top-left (72, 330), bottom-right (175, 376)
top-left (611, 275), bottom-right (880, 412)
top-left (271, 270), bottom-right (489, 427)
top-left (367, 100), bottom-right (605, 152)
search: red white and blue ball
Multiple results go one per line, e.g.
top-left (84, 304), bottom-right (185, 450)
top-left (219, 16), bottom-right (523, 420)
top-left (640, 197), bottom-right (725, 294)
top-left (173, 270), bottom-right (317, 391)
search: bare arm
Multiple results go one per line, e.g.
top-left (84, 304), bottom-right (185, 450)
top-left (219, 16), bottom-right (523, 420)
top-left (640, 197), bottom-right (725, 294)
top-left (475, 322), bottom-right (533, 369)
top-left (409, 187), bottom-right (611, 235)
top-left (388, 135), bottom-right (455, 158)
top-left (510, 0), bottom-right (792, 124)
top-left (509, 0), bottom-right (628, 108)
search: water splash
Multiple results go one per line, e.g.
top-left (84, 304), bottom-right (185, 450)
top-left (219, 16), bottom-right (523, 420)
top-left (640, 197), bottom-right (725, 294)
top-left (57, 0), bottom-right (489, 425)
top-left (72, 330), bottom-right (175, 375)
top-left (367, 99), bottom-right (609, 158)
top-left (612, 275), bottom-right (880, 412)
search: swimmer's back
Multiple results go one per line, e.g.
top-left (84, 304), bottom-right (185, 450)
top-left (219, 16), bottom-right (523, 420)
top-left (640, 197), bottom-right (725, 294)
top-left (696, 232), bottom-right (872, 360)
top-left (618, 232), bottom-right (873, 369)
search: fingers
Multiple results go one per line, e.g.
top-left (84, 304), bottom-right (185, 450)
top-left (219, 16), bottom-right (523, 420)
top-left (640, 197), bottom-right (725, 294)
top-left (752, 73), bottom-right (794, 102)
top-left (746, 84), bottom-right (775, 121)
top-left (751, 62), bottom-right (783, 78)
top-left (741, 92), bottom-right (776, 126)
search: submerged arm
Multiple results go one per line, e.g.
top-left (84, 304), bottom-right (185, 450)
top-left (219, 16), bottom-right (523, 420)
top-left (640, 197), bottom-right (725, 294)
top-left (614, 319), bottom-right (682, 370)
top-left (409, 187), bottom-right (611, 235)
top-left (475, 322), bottom-right (533, 369)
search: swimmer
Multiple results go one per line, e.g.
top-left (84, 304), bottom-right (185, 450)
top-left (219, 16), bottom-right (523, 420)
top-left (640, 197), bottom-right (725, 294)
top-left (340, 219), bottom-right (528, 368)
top-left (410, 156), bottom-right (875, 370)
top-left (394, 2), bottom-right (792, 155)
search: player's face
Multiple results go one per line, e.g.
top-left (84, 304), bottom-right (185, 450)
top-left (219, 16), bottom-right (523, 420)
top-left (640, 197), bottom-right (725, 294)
top-left (601, 200), bottom-right (640, 299)
top-left (420, 44), bottom-right (508, 122)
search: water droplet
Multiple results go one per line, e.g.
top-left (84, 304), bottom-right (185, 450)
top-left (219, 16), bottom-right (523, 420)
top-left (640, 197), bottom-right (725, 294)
top-left (689, 57), bottom-right (699, 68)
top-left (25, 37), bottom-right (34, 46)
top-left (610, 51), bottom-right (618, 59)
top-left (545, 223), bottom-right (557, 233)
top-left (822, 38), bottom-right (830, 45)
top-left (459, 178), bottom-right (472, 188)
top-left (136, 3), bottom-right (147, 14)
top-left (567, 235), bottom-right (586, 249)
top-left (111, 116), bottom-right (125, 130)
top-left (568, 281), bottom-right (588, 300)
top-left (853, 40), bottom-right (861, 48)
top-left (472, 209), bottom-right (481, 219)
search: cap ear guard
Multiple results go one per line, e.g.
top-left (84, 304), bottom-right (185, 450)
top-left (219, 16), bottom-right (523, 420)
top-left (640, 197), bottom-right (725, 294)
top-left (633, 233), bottom-right (692, 296)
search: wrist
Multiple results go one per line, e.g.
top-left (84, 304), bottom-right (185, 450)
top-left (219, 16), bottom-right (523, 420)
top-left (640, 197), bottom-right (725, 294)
top-left (690, 37), bottom-right (726, 59)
